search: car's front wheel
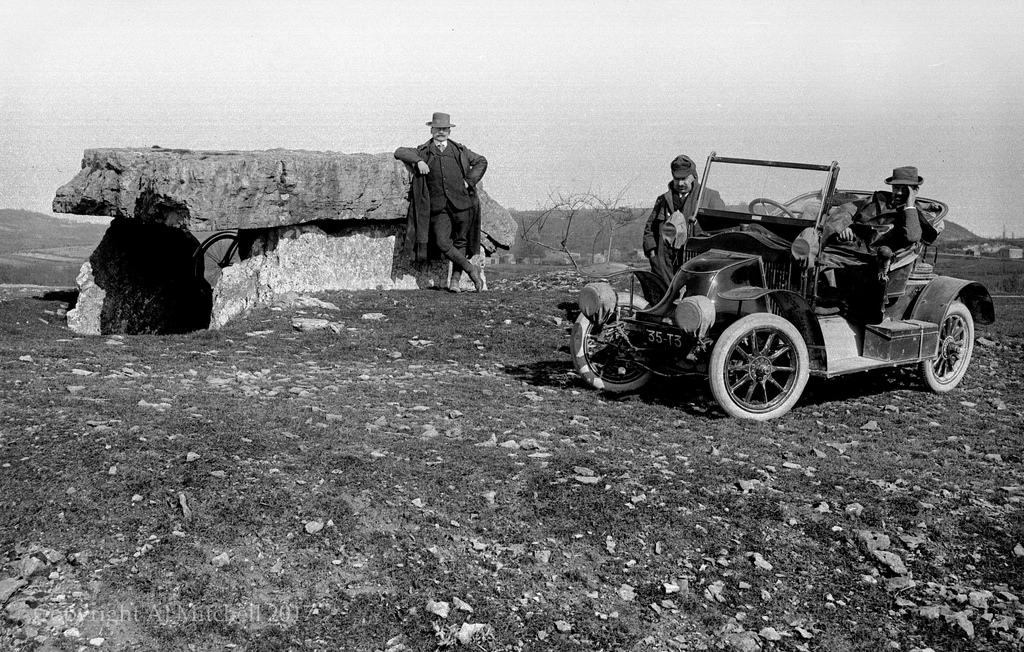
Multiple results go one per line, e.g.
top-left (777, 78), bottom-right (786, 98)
top-left (920, 300), bottom-right (974, 392)
top-left (709, 313), bottom-right (809, 421)
top-left (571, 292), bottom-right (651, 393)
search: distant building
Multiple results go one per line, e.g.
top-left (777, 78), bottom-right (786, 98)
top-left (1000, 247), bottom-right (1023, 260)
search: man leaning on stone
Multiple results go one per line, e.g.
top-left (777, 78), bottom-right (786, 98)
top-left (395, 112), bottom-right (487, 292)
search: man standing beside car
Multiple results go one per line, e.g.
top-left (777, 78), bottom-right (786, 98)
top-left (642, 155), bottom-right (724, 283)
top-left (395, 112), bottom-right (487, 292)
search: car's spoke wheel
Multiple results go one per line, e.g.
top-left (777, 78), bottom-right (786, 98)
top-left (920, 300), bottom-right (974, 392)
top-left (709, 313), bottom-right (809, 420)
top-left (571, 293), bottom-right (651, 393)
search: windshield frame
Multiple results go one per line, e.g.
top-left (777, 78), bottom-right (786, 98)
top-left (695, 153), bottom-right (840, 233)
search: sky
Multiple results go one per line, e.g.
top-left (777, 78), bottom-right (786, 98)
top-left (2, 0), bottom-right (1023, 237)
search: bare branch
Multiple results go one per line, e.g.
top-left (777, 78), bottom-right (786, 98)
top-left (516, 183), bottom-right (643, 273)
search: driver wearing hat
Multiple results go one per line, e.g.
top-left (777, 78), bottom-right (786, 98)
top-left (824, 165), bottom-right (937, 250)
top-left (794, 165), bottom-right (944, 269)
top-left (792, 166), bottom-right (946, 321)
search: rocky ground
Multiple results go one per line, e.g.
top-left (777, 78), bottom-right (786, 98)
top-left (1, 273), bottom-right (1022, 651)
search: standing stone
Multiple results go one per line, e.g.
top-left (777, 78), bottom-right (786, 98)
top-left (209, 222), bottom-right (450, 328)
top-left (65, 262), bottom-right (104, 336)
top-left (89, 219), bottom-right (212, 334)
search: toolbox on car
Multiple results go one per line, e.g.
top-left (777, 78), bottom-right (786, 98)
top-left (863, 319), bottom-right (939, 362)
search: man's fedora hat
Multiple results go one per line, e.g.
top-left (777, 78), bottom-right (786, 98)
top-left (885, 166), bottom-right (923, 186)
top-left (426, 112), bottom-right (455, 128)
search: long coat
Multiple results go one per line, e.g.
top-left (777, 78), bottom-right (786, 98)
top-left (642, 181), bottom-right (724, 282)
top-left (394, 140), bottom-right (487, 262)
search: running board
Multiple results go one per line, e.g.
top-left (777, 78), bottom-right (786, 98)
top-left (820, 356), bottom-right (913, 377)
top-left (813, 316), bottom-right (939, 378)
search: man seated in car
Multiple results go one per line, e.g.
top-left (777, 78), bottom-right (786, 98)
top-left (794, 166), bottom-right (944, 267)
top-left (793, 166), bottom-right (945, 319)
top-left (819, 166), bottom-right (943, 266)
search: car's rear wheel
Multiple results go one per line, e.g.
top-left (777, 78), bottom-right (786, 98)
top-left (709, 313), bottom-right (809, 421)
top-left (571, 292), bottom-right (651, 393)
top-left (920, 300), bottom-right (974, 392)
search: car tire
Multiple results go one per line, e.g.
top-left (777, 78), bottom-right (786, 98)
top-left (571, 292), bottom-right (651, 393)
top-left (919, 300), bottom-right (974, 393)
top-left (709, 313), bottom-right (810, 421)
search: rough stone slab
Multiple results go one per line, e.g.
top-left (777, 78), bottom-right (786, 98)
top-left (66, 262), bottom-right (103, 335)
top-left (52, 147), bottom-right (516, 250)
top-left (210, 222), bottom-right (470, 328)
top-left (53, 147), bottom-right (408, 230)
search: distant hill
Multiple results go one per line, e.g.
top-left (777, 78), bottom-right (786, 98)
top-left (511, 207), bottom-right (982, 258)
top-left (934, 220), bottom-right (978, 243)
top-left (0, 209), bottom-right (109, 255)
top-left (0, 209), bottom-right (109, 285)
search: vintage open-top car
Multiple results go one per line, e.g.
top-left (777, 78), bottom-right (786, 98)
top-left (571, 154), bottom-right (995, 420)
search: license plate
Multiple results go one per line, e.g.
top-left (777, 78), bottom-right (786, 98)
top-left (638, 324), bottom-right (686, 348)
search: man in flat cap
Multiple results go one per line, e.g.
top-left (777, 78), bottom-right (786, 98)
top-left (395, 112), bottom-right (488, 292)
top-left (642, 154), bottom-right (724, 283)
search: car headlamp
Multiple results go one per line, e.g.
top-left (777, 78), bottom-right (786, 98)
top-left (674, 295), bottom-right (715, 337)
top-left (578, 282), bottom-right (618, 324)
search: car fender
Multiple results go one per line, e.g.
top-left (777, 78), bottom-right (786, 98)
top-left (910, 276), bottom-right (995, 325)
top-left (717, 287), bottom-right (824, 349)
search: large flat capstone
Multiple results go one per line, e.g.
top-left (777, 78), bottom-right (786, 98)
top-left (52, 147), bottom-right (517, 334)
top-left (53, 147), bottom-right (516, 250)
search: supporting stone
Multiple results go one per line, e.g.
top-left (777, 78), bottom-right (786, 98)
top-left (65, 262), bottom-right (103, 336)
top-left (80, 219), bottom-right (213, 335)
top-left (210, 221), bottom-right (441, 328)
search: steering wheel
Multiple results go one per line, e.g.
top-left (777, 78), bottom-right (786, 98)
top-left (748, 198), bottom-right (798, 220)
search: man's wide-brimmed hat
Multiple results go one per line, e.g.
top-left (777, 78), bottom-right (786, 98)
top-left (885, 166), bottom-right (923, 186)
top-left (426, 112), bottom-right (455, 128)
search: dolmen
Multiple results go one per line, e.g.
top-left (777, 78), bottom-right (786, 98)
top-left (52, 147), bottom-right (517, 334)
